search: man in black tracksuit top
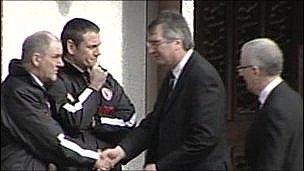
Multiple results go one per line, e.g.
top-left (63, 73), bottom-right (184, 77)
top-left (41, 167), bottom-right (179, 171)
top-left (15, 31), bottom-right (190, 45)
top-left (1, 31), bottom-right (107, 170)
top-left (47, 18), bottom-right (136, 170)
top-left (48, 60), bottom-right (136, 147)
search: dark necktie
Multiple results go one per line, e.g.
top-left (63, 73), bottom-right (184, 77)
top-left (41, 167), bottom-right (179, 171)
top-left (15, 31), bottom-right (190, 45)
top-left (256, 100), bottom-right (262, 111)
top-left (168, 71), bottom-right (175, 91)
top-left (167, 71), bottom-right (175, 100)
top-left (42, 87), bottom-right (54, 117)
top-left (161, 72), bottom-right (175, 112)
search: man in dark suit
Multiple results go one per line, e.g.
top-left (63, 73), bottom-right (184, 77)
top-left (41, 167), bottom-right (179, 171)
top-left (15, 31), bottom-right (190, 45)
top-left (100, 11), bottom-right (229, 171)
top-left (238, 38), bottom-right (303, 170)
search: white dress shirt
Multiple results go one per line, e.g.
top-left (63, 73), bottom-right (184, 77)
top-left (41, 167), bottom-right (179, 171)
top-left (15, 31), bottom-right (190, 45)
top-left (258, 76), bottom-right (283, 108)
top-left (171, 49), bottom-right (193, 88)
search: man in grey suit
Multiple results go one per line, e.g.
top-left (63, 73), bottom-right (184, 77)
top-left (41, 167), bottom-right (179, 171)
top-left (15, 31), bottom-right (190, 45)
top-left (238, 38), bottom-right (303, 170)
top-left (100, 11), bottom-right (229, 171)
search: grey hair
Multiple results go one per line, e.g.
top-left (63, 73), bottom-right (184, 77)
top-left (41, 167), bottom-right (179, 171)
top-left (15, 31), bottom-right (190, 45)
top-left (21, 31), bottom-right (58, 62)
top-left (241, 38), bottom-right (284, 76)
top-left (148, 10), bottom-right (193, 50)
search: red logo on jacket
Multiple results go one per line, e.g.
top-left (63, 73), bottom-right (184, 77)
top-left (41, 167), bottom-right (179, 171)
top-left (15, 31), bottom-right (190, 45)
top-left (97, 106), bottom-right (116, 117)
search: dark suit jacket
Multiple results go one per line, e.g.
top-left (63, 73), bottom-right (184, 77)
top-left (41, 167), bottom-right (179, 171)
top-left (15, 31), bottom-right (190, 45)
top-left (245, 82), bottom-right (303, 170)
top-left (119, 51), bottom-right (228, 170)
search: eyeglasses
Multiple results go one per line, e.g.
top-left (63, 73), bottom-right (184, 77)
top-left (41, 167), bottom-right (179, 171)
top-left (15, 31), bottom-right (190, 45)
top-left (236, 65), bottom-right (255, 70)
top-left (147, 39), bottom-right (172, 48)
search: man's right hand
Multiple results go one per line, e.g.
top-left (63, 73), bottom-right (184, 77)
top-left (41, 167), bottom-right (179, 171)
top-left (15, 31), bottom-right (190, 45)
top-left (101, 146), bottom-right (126, 168)
top-left (94, 158), bottom-right (111, 171)
top-left (93, 149), bottom-right (112, 171)
top-left (88, 64), bottom-right (107, 91)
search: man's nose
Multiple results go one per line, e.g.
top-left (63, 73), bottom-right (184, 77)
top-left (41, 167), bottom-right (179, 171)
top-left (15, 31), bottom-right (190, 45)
top-left (147, 45), bottom-right (155, 54)
top-left (238, 70), bottom-right (243, 77)
top-left (58, 57), bottom-right (64, 67)
top-left (94, 47), bottom-right (101, 57)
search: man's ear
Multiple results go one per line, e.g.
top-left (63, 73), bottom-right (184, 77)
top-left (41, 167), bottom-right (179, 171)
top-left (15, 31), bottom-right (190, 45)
top-left (32, 53), bottom-right (42, 67)
top-left (252, 66), bottom-right (261, 76)
top-left (175, 39), bottom-right (184, 50)
top-left (173, 39), bottom-right (182, 46)
top-left (67, 39), bottom-right (77, 55)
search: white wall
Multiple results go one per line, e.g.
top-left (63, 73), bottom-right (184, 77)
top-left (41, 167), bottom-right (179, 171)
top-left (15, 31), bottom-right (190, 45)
top-left (2, 1), bottom-right (123, 82)
top-left (121, 1), bottom-right (146, 169)
top-left (1, 1), bottom-right (146, 170)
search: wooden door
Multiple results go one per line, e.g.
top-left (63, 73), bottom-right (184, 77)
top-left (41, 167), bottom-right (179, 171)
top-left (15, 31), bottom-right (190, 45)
top-left (194, 1), bottom-right (303, 170)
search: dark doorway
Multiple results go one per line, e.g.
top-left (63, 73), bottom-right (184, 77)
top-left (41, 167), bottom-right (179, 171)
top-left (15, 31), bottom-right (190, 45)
top-left (194, 1), bottom-right (303, 170)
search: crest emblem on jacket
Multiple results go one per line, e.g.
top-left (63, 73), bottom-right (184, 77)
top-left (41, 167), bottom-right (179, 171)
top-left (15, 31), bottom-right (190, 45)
top-left (102, 88), bottom-right (113, 101)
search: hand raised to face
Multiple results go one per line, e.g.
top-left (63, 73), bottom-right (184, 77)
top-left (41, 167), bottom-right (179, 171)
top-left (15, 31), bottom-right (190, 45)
top-left (88, 64), bottom-right (108, 91)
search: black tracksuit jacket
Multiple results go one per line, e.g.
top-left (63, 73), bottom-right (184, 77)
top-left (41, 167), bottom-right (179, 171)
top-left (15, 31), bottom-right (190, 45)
top-left (1, 59), bottom-right (100, 170)
top-left (47, 60), bottom-right (136, 150)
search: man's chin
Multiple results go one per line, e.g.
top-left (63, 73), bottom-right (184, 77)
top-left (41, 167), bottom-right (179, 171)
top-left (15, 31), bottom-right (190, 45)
top-left (155, 59), bottom-right (165, 65)
top-left (47, 76), bottom-right (58, 83)
top-left (87, 62), bottom-right (96, 69)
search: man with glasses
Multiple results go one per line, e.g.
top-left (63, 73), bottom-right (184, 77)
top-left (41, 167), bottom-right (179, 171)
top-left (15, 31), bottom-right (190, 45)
top-left (101, 11), bottom-right (229, 171)
top-left (238, 38), bottom-right (303, 170)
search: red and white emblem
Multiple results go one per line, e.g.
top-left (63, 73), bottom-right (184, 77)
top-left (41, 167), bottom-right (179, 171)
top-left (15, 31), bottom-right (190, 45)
top-left (101, 88), bottom-right (113, 101)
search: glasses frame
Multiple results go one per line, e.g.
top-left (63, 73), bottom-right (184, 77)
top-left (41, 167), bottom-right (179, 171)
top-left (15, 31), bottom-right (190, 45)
top-left (236, 65), bottom-right (255, 70)
top-left (146, 39), bottom-right (175, 48)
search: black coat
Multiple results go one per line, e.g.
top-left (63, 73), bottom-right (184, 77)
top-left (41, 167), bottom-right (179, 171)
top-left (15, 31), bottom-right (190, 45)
top-left (1, 59), bottom-right (98, 170)
top-left (245, 82), bottom-right (303, 170)
top-left (119, 51), bottom-right (229, 170)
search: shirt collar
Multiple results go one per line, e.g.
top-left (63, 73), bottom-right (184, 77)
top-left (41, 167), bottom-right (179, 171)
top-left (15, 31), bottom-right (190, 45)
top-left (171, 49), bottom-right (193, 79)
top-left (29, 73), bottom-right (44, 88)
top-left (259, 76), bottom-right (283, 105)
top-left (64, 57), bottom-right (86, 73)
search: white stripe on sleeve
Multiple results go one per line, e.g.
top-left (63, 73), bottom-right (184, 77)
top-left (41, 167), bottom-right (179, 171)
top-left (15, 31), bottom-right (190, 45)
top-left (100, 114), bottom-right (137, 127)
top-left (63, 88), bottom-right (93, 113)
top-left (57, 133), bottom-right (99, 160)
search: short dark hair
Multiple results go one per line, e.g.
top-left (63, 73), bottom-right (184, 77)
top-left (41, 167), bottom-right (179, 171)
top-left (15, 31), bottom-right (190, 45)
top-left (61, 18), bottom-right (100, 55)
top-left (148, 10), bottom-right (193, 50)
top-left (21, 31), bottom-right (57, 62)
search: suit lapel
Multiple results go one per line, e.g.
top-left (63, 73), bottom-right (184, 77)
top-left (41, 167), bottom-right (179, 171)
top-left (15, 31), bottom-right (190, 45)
top-left (155, 74), bottom-right (173, 114)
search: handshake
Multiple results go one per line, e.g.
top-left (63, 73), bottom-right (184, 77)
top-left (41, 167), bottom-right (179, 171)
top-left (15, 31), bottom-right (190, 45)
top-left (93, 146), bottom-right (157, 171)
top-left (94, 146), bottom-right (126, 171)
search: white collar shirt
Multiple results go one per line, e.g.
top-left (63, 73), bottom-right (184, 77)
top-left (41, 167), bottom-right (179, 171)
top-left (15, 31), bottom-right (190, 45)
top-left (64, 57), bottom-right (87, 73)
top-left (258, 76), bottom-right (283, 108)
top-left (30, 73), bottom-right (44, 88)
top-left (171, 49), bottom-right (193, 88)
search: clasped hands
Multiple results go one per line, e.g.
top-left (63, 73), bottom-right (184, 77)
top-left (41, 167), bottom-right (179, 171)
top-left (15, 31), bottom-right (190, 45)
top-left (94, 146), bottom-right (157, 171)
top-left (93, 146), bottom-right (126, 171)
